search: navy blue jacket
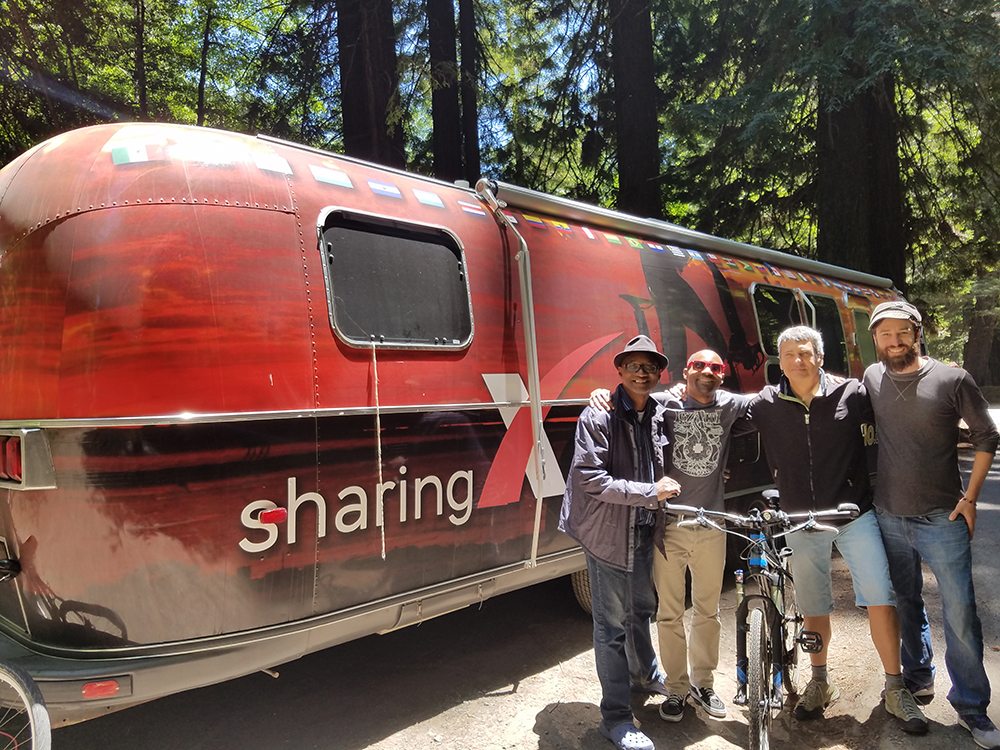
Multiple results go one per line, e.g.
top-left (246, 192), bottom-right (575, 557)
top-left (559, 385), bottom-right (677, 570)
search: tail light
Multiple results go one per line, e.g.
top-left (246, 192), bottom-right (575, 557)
top-left (0, 430), bottom-right (56, 490)
top-left (0, 437), bottom-right (22, 482)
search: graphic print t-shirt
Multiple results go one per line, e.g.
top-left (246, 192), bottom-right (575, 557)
top-left (663, 390), bottom-right (755, 512)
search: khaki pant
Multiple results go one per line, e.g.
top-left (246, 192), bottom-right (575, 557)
top-left (653, 523), bottom-right (726, 695)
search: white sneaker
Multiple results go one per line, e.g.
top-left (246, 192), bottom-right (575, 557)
top-left (958, 714), bottom-right (1000, 750)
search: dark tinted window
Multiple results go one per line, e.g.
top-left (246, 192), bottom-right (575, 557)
top-left (752, 285), bottom-right (801, 355)
top-left (806, 294), bottom-right (847, 375)
top-left (853, 310), bottom-right (878, 367)
top-left (321, 213), bottom-right (472, 348)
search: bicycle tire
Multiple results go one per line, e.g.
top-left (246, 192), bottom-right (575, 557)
top-left (0, 663), bottom-right (51, 750)
top-left (747, 607), bottom-right (771, 750)
top-left (782, 579), bottom-right (802, 696)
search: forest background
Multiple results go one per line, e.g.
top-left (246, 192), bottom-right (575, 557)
top-left (2, 0), bottom-right (998, 387)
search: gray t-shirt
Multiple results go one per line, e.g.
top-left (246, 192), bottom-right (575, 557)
top-left (658, 390), bottom-right (755, 512)
top-left (864, 358), bottom-right (999, 516)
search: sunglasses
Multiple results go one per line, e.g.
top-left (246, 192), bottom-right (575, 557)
top-left (687, 360), bottom-right (726, 375)
top-left (623, 362), bottom-right (663, 374)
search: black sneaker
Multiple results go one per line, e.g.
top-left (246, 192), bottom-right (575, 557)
top-left (689, 685), bottom-right (727, 718)
top-left (659, 693), bottom-right (686, 723)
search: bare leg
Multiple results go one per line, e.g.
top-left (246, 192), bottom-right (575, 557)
top-left (805, 615), bottom-right (832, 666)
top-left (867, 605), bottom-right (902, 674)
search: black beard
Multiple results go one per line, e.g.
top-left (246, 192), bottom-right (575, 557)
top-left (879, 347), bottom-right (918, 372)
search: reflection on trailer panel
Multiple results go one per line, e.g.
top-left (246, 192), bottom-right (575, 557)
top-left (0, 122), bottom-right (901, 722)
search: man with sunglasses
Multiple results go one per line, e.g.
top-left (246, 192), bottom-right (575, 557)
top-left (561, 335), bottom-right (683, 750)
top-left (591, 350), bottom-right (756, 724)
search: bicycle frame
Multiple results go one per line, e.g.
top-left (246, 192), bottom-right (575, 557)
top-left (665, 494), bottom-right (858, 750)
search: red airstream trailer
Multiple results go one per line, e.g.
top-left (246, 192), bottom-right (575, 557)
top-left (0, 123), bottom-right (899, 740)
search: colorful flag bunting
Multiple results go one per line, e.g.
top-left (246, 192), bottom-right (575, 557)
top-left (311, 165), bottom-right (353, 188)
top-left (368, 179), bottom-right (401, 198)
top-left (413, 189), bottom-right (444, 207)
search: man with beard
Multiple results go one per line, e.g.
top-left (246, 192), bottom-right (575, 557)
top-left (560, 335), bottom-right (683, 750)
top-left (650, 351), bottom-right (754, 723)
top-left (866, 300), bottom-right (1000, 749)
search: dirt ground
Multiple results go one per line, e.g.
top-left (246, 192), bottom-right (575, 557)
top-left (359, 558), bottom-right (994, 750)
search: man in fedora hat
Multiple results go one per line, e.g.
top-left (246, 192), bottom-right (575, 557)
top-left (866, 300), bottom-right (1000, 749)
top-left (560, 334), bottom-right (683, 750)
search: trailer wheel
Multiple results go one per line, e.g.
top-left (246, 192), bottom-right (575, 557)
top-left (0, 663), bottom-right (51, 750)
top-left (570, 568), bottom-right (592, 614)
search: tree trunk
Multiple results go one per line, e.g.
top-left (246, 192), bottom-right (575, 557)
top-left (458, 0), bottom-right (480, 184)
top-left (428, 0), bottom-right (462, 181)
top-left (337, 0), bottom-right (405, 168)
top-left (963, 289), bottom-right (999, 384)
top-left (197, 6), bottom-right (213, 126)
top-left (814, 4), bottom-right (906, 290)
top-left (134, 0), bottom-right (148, 119)
top-left (608, 0), bottom-right (662, 219)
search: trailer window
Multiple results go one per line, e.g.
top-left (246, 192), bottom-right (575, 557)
top-left (752, 285), bottom-right (802, 384)
top-left (804, 294), bottom-right (848, 376)
top-left (320, 211), bottom-right (472, 349)
top-left (853, 310), bottom-right (878, 367)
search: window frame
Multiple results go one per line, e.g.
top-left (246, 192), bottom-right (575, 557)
top-left (317, 206), bottom-right (475, 352)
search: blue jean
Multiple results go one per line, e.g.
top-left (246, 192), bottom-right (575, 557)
top-left (586, 524), bottom-right (664, 729)
top-left (876, 508), bottom-right (991, 715)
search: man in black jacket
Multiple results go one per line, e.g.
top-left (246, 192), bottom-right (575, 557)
top-left (747, 325), bottom-right (926, 733)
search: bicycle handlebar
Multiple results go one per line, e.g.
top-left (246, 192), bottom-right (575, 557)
top-left (663, 500), bottom-right (860, 538)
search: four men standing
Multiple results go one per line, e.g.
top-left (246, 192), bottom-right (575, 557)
top-left (562, 299), bottom-right (998, 750)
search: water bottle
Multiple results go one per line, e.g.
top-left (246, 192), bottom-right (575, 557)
top-left (749, 532), bottom-right (767, 569)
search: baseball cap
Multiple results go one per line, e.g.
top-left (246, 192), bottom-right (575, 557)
top-left (613, 334), bottom-right (669, 370)
top-left (868, 300), bottom-right (921, 330)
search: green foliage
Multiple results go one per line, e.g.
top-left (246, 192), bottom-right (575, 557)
top-left (0, 0), bottom-right (997, 366)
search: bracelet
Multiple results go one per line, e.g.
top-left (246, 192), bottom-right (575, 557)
top-left (961, 497), bottom-right (977, 505)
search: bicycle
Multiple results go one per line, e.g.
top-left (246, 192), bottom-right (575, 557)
top-left (664, 490), bottom-right (858, 750)
top-left (0, 662), bottom-right (50, 750)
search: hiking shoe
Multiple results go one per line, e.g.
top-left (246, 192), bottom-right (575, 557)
top-left (658, 694), bottom-right (686, 723)
top-left (793, 679), bottom-right (839, 720)
top-left (689, 685), bottom-right (727, 718)
top-left (599, 721), bottom-right (655, 750)
top-left (958, 714), bottom-right (1000, 750)
top-left (883, 686), bottom-right (929, 735)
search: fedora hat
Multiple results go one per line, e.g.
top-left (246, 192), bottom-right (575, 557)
top-left (613, 335), bottom-right (669, 370)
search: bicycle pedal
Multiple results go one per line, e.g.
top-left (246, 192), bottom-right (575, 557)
top-left (798, 630), bottom-right (823, 653)
top-left (733, 684), bottom-right (748, 706)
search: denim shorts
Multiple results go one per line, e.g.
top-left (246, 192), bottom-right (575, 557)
top-left (785, 509), bottom-right (895, 616)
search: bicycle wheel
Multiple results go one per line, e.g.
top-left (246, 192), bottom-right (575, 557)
top-left (782, 579), bottom-right (802, 696)
top-left (747, 607), bottom-right (771, 750)
top-left (0, 663), bottom-right (51, 750)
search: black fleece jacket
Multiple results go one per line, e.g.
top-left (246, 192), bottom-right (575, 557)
top-left (746, 373), bottom-right (876, 517)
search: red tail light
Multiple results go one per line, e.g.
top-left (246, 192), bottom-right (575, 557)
top-left (82, 679), bottom-right (121, 699)
top-left (3, 437), bottom-right (21, 482)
